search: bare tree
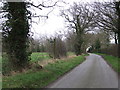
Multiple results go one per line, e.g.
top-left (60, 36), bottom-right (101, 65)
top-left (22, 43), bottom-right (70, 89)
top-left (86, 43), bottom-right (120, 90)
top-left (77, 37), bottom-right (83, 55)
top-left (65, 30), bottom-right (76, 52)
top-left (93, 2), bottom-right (119, 44)
top-left (61, 2), bottom-right (95, 55)
top-left (46, 34), bottom-right (67, 59)
top-left (115, 1), bottom-right (120, 57)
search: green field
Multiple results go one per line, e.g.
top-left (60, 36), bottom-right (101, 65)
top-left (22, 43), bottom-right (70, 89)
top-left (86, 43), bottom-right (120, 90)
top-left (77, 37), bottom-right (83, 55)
top-left (1, 52), bottom-right (75, 75)
top-left (1, 52), bottom-right (74, 63)
top-left (2, 52), bottom-right (51, 75)
top-left (2, 54), bottom-right (87, 88)
top-left (30, 52), bottom-right (50, 62)
top-left (96, 53), bottom-right (120, 73)
top-left (67, 52), bottom-right (75, 56)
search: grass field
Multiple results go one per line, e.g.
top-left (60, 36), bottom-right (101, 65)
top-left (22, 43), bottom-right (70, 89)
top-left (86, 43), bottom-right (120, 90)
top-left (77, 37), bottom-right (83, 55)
top-left (95, 53), bottom-right (120, 73)
top-left (1, 52), bottom-right (75, 63)
top-left (30, 52), bottom-right (50, 62)
top-left (2, 52), bottom-right (75, 75)
top-left (2, 52), bottom-right (51, 75)
top-left (1, 52), bottom-right (75, 74)
top-left (67, 52), bottom-right (75, 56)
top-left (2, 54), bottom-right (87, 88)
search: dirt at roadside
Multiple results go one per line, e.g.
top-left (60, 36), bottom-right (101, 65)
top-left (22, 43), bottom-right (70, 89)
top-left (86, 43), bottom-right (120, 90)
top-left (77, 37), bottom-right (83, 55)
top-left (38, 55), bottom-right (76, 67)
top-left (3, 55), bottom-right (77, 77)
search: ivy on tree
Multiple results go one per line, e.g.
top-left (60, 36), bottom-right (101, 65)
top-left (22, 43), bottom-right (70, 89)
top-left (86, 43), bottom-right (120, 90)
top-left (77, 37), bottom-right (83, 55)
top-left (2, 0), bottom-right (60, 70)
top-left (2, 2), bottom-right (31, 70)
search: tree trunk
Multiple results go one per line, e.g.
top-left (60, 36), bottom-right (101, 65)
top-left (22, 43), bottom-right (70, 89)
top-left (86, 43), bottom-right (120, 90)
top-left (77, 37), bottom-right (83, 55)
top-left (115, 1), bottom-right (120, 58)
top-left (5, 2), bottom-right (30, 70)
top-left (53, 38), bottom-right (56, 59)
top-left (118, 32), bottom-right (120, 58)
top-left (74, 15), bottom-right (84, 56)
top-left (114, 32), bottom-right (118, 44)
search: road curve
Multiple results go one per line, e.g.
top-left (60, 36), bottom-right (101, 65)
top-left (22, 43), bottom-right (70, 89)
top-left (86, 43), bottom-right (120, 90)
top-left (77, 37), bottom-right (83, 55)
top-left (47, 53), bottom-right (118, 88)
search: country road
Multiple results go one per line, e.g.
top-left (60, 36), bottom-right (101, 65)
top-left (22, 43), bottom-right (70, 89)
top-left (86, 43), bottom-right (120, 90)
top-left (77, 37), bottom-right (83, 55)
top-left (47, 53), bottom-right (118, 88)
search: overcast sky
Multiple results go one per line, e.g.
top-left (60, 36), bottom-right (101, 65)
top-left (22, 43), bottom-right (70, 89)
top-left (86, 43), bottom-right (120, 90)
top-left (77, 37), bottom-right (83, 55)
top-left (31, 0), bottom-right (113, 39)
top-left (0, 0), bottom-right (114, 43)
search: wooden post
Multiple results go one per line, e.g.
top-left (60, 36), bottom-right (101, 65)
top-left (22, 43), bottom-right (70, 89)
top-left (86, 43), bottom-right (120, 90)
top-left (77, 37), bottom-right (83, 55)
top-left (53, 38), bottom-right (56, 59)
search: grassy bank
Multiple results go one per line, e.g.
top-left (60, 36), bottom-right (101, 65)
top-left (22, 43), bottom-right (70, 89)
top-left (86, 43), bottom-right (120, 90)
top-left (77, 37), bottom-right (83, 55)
top-left (2, 52), bottom-right (51, 75)
top-left (2, 54), bottom-right (87, 88)
top-left (95, 53), bottom-right (120, 73)
top-left (2, 52), bottom-right (75, 75)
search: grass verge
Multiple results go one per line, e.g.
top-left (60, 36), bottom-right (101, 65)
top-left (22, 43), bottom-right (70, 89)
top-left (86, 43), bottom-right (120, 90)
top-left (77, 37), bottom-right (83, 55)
top-left (95, 53), bottom-right (120, 73)
top-left (2, 54), bottom-right (87, 88)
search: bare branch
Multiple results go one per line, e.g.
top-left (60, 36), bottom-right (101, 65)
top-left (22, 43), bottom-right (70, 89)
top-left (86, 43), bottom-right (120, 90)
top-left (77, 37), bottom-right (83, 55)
top-left (26, 1), bottom-right (58, 10)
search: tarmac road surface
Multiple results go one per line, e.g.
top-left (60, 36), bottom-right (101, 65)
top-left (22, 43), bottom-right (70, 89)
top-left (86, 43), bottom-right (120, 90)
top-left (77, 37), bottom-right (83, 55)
top-left (48, 53), bottom-right (118, 88)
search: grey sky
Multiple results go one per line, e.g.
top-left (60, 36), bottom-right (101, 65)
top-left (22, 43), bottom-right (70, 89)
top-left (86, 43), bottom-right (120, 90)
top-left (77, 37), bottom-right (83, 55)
top-left (0, 0), bottom-right (114, 42)
top-left (31, 0), bottom-right (113, 39)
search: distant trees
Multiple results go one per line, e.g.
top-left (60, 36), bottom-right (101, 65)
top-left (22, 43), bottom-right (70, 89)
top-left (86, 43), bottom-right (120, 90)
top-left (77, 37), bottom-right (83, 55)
top-left (82, 31), bottom-right (109, 53)
top-left (46, 36), bottom-right (67, 59)
top-left (61, 2), bottom-right (95, 55)
top-left (65, 30), bottom-right (76, 52)
top-left (94, 39), bottom-right (101, 52)
top-left (93, 2), bottom-right (119, 44)
top-left (93, 1), bottom-right (120, 57)
top-left (0, 32), bottom-right (2, 53)
top-left (29, 37), bottom-right (46, 52)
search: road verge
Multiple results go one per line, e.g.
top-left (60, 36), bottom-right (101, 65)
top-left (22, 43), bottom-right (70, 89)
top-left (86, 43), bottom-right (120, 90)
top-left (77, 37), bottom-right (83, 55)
top-left (3, 54), bottom-right (88, 88)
